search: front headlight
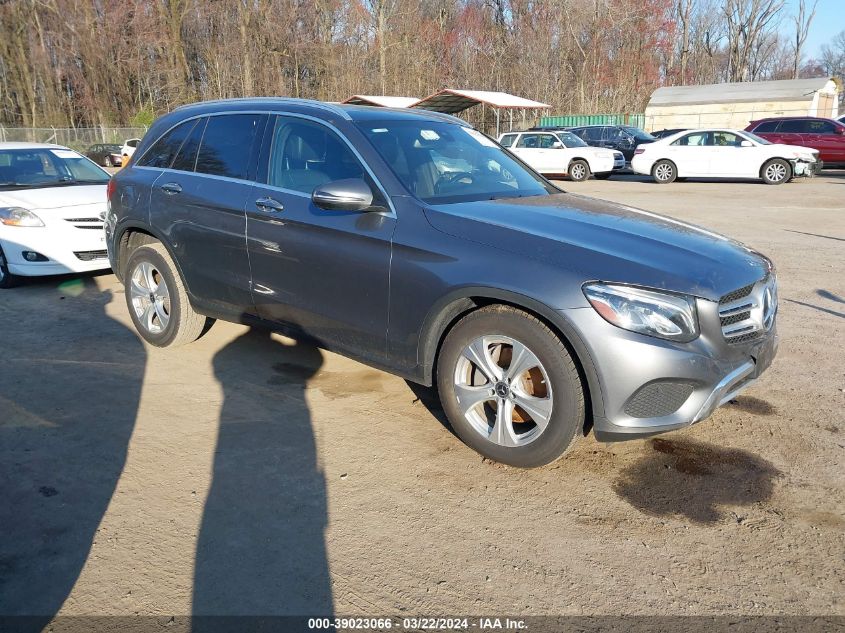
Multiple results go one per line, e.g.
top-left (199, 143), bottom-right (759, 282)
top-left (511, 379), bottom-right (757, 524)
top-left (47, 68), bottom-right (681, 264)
top-left (0, 207), bottom-right (45, 227)
top-left (583, 283), bottom-right (699, 342)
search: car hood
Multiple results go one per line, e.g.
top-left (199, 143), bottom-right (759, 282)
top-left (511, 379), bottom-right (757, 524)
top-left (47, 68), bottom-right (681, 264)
top-left (0, 185), bottom-right (107, 211)
top-left (768, 143), bottom-right (818, 157)
top-left (424, 193), bottom-right (770, 302)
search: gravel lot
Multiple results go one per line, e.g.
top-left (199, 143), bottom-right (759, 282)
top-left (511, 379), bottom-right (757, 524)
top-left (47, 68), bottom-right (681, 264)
top-left (1, 171), bottom-right (843, 620)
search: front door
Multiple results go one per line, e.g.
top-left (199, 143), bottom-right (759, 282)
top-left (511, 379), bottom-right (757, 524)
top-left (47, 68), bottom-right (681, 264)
top-left (665, 130), bottom-right (714, 176)
top-left (246, 115), bottom-right (395, 362)
top-left (511, 133), bottom-right (554, 172)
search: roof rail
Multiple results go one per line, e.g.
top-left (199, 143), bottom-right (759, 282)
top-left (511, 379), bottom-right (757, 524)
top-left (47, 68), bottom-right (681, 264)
top-left (174, 97), bottom-right (352, 121)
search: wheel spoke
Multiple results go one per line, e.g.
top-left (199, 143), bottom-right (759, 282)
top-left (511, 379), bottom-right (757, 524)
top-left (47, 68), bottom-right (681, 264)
top-left (463, 337), bottom-right (502, 383)
top-left (130, 276), bottom-right (148, 298)
top-left (153, 299), bottom-right (170, 329)
top-left (491, 398), bottom-right (517, 447)
top-left (454, 383), bottom-right (495, 416)
top-left (142, 262), bottom-right (158, 293)
top-left (512, 392), bottom-right (553, 431)
top-left (505, 340), bottom-right (540, 383)
top-left (141, 302), bottom-right (157, 331)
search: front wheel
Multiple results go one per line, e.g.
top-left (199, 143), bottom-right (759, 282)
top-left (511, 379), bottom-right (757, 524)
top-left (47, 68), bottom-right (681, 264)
top-left (124, 242), bottom-right (213, 347)
top-left (436, 305), bottom-right (585, 468)
top-left (568, 159), bottom-right (590, 182)
top-left (761, 158), bottom-right (791, 185)
top-left (652, 159), bottom-right (677, 184)
top-left (0, 245), bottom-right (18, 289)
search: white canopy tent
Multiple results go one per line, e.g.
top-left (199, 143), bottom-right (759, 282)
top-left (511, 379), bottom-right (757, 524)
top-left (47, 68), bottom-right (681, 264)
top-left (341, 95), bottom-right (420, 108)
top-left (411, 89), bottom-right (551, 136)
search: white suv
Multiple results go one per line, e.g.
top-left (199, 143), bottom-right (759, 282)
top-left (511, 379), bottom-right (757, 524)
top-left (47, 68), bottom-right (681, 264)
top-left (499, 130), bottom-right (624, 181)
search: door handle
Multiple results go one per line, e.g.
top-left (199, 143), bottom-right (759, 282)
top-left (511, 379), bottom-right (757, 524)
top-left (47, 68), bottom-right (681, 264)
top-left (255, 197), bottom-right (284, 212)
top-left (160, 182), bottom-right (182, 195)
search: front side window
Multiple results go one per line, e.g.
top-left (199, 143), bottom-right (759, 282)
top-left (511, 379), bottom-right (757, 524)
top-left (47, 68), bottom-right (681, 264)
top-left (137, 119), bottom-right (198, 169)
top-left (622, 126), bottom-right (656, 141)
top-left (195, 114), bottom-right (263, 180)
top-left (536, 134), bottom-right (558, 149)
top-left (555, 131), bottom-right (587, 148)
top-left (266, 116), bottom-right (366, 194)
top-left (806, 120), bottom-right (836, 134)
top-left (358, 119), bottom-right (553, 204)
top-left (0, 148), bottom-right (110, 189)
top-left (712, 131), bottom-right (743, 146)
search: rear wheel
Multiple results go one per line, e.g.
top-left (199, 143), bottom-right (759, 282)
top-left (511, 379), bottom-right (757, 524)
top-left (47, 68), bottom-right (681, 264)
top-left (761, 158), bottom-right (791, 185)
top-left (436, 305), bottom-right (585, 468)
top-left (652, 159), bottom-right (677, 184)
top-left (0, 245), bottom-right (18, 289)
top-left (124, 242), bottom-right (213, 347)
top-left (568, 159), bottom-right (590, 182)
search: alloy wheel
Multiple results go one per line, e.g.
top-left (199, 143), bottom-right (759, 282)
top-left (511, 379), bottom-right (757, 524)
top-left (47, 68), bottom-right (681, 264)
top-left (655, 163), bottom-right (673, 182)
top-left (0, 249), bottom-right (7, 283)
top-left (129, 261), bottom-right (171, 334)
top-left (570, 163), bottom-right (587, 180)
top-left (765, 162), bottom-right (787, 183)
top-left (453, 335), bottom-right (553, 448)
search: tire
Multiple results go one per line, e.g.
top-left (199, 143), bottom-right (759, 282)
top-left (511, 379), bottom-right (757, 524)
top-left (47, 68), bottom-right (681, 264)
top-left (568, 159), bottom-right (590, 182)
top-left (104, 155), bottom-right (113, 167)
top-left (436, 305), bottom-right (585, 468)
top-left (593, 172), bottom-right (612, 180)
top-left (0, 245), bottom-right (18, 289)
top-left (124, 242), bottom-right (212, 347)
top-left (652, 159), bottom-right (677, 184)
top-left (761, 158), bottom-right (791, 185)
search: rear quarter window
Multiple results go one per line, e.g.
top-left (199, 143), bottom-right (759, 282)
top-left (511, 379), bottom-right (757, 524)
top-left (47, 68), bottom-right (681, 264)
top-left (752, 121), bottom-right (779, 133)
top-left (137, 120), bottom-right (198, 169)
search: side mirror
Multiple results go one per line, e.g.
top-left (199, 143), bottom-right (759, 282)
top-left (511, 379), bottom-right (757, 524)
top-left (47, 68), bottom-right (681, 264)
top-left (312, 178), bottom-right (374, 212)
top-left (740, 140), bottom-right (753, 147)
top-left (551, 141), bottom-right (563, 148)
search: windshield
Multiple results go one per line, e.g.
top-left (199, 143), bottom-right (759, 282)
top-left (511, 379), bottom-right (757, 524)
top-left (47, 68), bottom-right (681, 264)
top-left (555, 131), bottom-right (588, 148)
top-left (742, 131), bottom-right (771, 145)
top-left (0, 148), bottom-right (110, 189)
top-left (357, 120), bottom-right (553, 204)
top-left (622, 126), bottom-right (656, 142)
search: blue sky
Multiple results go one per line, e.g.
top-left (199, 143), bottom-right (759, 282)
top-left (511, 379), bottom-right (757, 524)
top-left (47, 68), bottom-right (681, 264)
top-left (784, 0), bottom-right (843, 57)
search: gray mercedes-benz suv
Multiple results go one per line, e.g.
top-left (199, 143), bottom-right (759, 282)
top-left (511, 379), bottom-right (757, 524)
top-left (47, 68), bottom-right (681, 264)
top-left (106, 98), bottom-right (778, 468)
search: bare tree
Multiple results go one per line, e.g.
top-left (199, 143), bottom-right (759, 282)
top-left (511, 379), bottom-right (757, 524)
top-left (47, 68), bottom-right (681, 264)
top-left (791, 0), bottom-right (818, 79)
top-left (723, 0), bottom-right (785, 82)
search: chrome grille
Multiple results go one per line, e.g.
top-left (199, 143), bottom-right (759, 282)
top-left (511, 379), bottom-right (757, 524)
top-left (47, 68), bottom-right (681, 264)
top-left (74, 250), bottom-right (108, 261)
top-left (718, 276), bottom-right (777, 345)
top-left (65, 217), bottom-right (104, 230)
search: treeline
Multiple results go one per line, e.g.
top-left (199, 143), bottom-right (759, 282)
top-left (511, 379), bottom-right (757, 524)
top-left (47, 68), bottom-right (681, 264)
top-left (0, 0), bottom-right (841, 128)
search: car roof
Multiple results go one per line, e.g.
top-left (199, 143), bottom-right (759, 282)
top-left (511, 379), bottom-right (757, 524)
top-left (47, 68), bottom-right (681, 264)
top-left (171, 97), bottom-right (469, 126)
top-left (0, 142), bottom-right (67, 150)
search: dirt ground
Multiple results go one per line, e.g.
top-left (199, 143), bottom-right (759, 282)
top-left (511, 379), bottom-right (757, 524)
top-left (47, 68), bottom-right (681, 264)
top-left (1, 171), bottom-right (843, 621)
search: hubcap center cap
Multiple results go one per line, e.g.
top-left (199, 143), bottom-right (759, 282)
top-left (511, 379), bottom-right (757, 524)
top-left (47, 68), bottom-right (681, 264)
top-left (494, 381), bottom-right (511, 399)
top-left (149, 292), bottom-right (156, 302)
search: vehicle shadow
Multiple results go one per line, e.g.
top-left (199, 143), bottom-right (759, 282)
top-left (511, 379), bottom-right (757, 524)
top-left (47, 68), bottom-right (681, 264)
top-left (0, 278), bottom-right (145, 629)
top-left (613, 437), bottom-right (782, 524)
top-left (192, 327), bottom-right (333, 622)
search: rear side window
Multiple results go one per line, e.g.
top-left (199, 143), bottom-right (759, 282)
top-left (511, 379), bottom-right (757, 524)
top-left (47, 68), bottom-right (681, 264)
top-left (266, 116), bottom-right (366, 194)
top-left (516, 134), bottom-right (542, 148)
top-left (779, 120), bottom-right (810, 133)
top-left (752, 121), bottom-right (779, 133)
top-left (582, 127), bottom-right (604, 141)
top-left (195, 114), bottom-right (264, 180)
top-left (137, 120), bottom-right (197, 169)
top-left (673, 131), bottom-right (710, 146)
top-left (499, 134), bottom-right (517, 148)
top-left (171, 118), bottom-right (206, 172)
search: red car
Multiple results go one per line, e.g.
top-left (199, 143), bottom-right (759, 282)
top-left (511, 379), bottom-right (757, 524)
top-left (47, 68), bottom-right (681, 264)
top-left (745, 117), bottom-right (845, 167)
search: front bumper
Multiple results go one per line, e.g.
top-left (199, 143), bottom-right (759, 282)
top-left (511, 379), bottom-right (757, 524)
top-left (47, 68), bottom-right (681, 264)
top-left (561, 303), bottom-right (779, 442)
top-left (1, 220), bottom-right (110, 277)
top-left (791, 158), bottom-right (822, 177)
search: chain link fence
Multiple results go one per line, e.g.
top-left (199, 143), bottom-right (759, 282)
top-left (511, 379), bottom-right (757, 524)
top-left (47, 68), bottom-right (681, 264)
top-left (0, 126), bottom-right (148, 152)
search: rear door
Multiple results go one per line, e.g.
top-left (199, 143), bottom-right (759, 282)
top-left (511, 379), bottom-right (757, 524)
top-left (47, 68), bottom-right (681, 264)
top-left (146, 113), bottom-right (266, 317)
top-left (666, 131), bottom-right (713, 176)
top-left (512, 133), bottom-right (551, 171)
top-left (771, 119), bottom-right (806, 146)
top-left (245, 114), bottom-right (395, 362)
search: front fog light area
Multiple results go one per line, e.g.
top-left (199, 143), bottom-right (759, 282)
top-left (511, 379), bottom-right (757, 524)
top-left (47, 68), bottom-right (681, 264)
top-left (23, 251), bottom-right (49, 262)
top-left (583, 283), bottom-right (699, 342)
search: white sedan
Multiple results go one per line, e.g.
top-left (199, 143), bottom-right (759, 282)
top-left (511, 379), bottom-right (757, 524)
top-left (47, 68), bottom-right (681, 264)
top-left (499, 130), bottom-right (624, 181)
top-left (631, 129), bottom-right (820, 185)
top-left (0, 142), bottom-right (111, 288)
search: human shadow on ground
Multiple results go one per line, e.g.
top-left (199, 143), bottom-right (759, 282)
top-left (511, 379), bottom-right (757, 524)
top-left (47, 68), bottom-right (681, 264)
top-left (0, 278), bottom-right (145, 630)
top-left (192, 328), bottom-right (333, 623)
